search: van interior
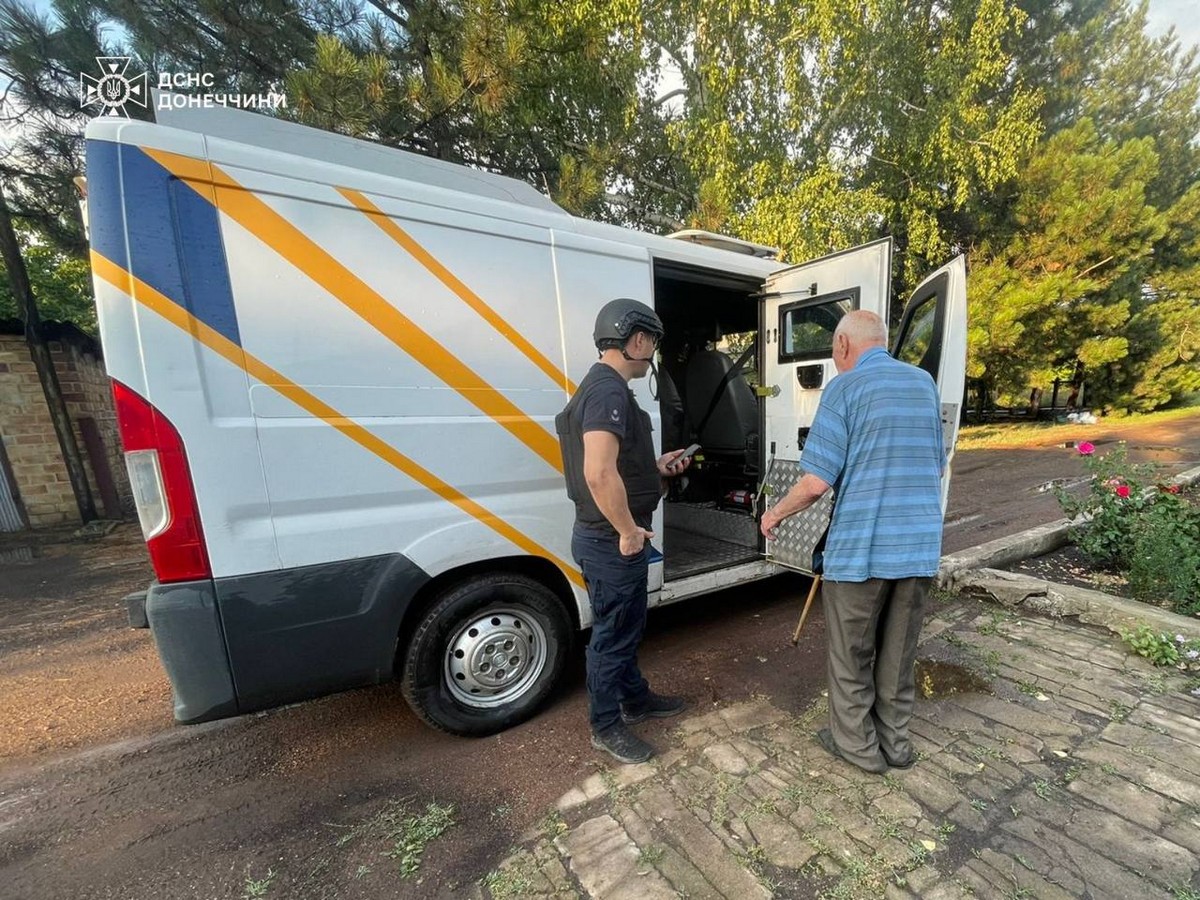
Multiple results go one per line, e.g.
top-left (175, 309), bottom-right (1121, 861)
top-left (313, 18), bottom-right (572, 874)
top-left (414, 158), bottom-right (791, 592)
top-left (653, 261), bottom-right (765, 582)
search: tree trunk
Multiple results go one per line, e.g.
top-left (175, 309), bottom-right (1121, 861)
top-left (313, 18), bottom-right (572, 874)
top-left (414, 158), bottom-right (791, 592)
top-left (0, 179), bottom-right (97, 524)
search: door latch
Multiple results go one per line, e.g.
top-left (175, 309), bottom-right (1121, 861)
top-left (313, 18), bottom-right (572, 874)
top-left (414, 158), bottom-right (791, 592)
top-left (755, 384), bottom-right (781, 398)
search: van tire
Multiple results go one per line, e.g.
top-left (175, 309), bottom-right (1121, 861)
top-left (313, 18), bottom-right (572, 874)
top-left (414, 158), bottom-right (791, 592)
top-left (400, 573), bottom-right (572, 736)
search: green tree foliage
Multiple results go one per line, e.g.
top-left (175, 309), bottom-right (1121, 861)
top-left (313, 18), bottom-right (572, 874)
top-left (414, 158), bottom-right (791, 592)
top-left (968, 120), bottom-right (1167, 402)
top-left (0, 227), bottom-right (95, 330)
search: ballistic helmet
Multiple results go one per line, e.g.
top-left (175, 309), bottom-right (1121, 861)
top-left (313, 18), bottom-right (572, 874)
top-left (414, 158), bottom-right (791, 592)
top-left (593, 298), bottom-right (664, 351)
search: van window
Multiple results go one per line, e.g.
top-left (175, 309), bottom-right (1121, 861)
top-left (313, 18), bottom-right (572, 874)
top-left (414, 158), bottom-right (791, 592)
top-left (778, 289), bottom-right (858, 362)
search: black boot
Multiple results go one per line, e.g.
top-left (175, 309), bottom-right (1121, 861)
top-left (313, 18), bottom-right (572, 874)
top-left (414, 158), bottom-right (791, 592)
top-left (591, 722), bottom-right (655, 764)
top-left (621, 692), bottom-right (686, 724)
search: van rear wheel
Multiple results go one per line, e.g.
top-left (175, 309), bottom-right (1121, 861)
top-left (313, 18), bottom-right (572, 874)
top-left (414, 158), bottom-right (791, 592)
top-left (401, 573), bottom-right (572, 736)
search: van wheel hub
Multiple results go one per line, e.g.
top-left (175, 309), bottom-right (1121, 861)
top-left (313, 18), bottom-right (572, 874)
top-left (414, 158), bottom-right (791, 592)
top-left (444, 608), bottom-right (548, 708)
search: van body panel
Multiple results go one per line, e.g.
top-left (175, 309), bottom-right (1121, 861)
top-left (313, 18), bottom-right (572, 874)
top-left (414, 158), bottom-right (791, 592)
top-left (215, 552), bottom-right (430, 712)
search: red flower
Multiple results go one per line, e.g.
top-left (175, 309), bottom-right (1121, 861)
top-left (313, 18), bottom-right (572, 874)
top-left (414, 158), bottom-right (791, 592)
top-left (1116, 484), bottom-right (1131, 499)
top-left (1161, 483), bottom-right (1182, 494)
top-left (1077, 441), bottom-right (1095, 455)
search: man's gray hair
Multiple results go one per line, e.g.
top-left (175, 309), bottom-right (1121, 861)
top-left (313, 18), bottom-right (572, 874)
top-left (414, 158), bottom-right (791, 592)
top-left (834, 310), bottom-right (888, 349)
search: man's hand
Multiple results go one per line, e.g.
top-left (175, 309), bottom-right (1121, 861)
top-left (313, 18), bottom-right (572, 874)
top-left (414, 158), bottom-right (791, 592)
top-left (760, 509), bottom-right (783, 540)
top-left (657, 449), bottom-right (692, 478)
top-left (619, 527), bottom-right (654, 557)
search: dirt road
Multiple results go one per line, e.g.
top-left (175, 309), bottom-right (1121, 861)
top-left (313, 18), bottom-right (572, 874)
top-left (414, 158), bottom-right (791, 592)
top-left (2, 411), bottom-right (1198, 899)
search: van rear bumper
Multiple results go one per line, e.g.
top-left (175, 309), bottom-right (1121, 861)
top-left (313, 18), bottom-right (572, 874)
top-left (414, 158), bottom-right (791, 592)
top-left (146, 554), bottom-right (430, 725)
top-left (146, 580), bottom-right (239, 724)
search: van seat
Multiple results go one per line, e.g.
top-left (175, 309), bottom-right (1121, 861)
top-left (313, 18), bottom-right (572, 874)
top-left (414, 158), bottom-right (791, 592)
top-left (684, 350), bottom-right (758, 456)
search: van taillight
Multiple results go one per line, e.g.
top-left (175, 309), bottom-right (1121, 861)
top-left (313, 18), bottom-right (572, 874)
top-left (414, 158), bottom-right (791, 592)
top-left (111, 381), bottom-right (212, 583)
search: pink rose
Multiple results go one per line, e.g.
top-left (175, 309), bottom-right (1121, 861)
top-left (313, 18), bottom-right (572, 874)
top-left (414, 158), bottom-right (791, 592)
top-left (1078, 441), bottom-right (1095, 455)
top-left (1116, 484), bottom-right (1131, 499)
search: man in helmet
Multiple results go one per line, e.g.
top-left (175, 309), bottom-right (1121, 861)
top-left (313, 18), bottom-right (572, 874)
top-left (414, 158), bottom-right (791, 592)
top-left (555, 298), bottom-right (694, 764)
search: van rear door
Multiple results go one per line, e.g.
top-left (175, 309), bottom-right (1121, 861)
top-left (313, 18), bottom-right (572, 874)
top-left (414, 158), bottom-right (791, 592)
top-left (760, 245), bottom-right (968, 573)
top-left (890, 255), bottom-right (968, 511)
top-left (758, 239), bottom-right (893, 573)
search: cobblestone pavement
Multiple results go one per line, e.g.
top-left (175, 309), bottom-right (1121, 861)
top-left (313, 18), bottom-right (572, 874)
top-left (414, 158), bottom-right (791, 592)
top-left (474, 597), bottom-right (1200, 899)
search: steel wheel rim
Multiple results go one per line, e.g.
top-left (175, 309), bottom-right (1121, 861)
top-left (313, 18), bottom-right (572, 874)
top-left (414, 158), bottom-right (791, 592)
top-left (444, 606), bottom-right (549, 708)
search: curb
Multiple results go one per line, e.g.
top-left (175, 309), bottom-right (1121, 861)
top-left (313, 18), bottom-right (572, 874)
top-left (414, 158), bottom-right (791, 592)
top-left (937, 463), bottom-right (1200, 633)
top-left (955, 566), bottom-right (1200, 642)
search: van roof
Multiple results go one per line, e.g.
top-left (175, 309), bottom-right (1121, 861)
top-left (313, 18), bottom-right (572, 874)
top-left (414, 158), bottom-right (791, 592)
top-left (155, 98), bottom-right (569, 216)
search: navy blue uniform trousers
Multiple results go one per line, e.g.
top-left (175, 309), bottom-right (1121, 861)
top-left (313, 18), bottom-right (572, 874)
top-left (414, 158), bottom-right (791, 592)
top-left (572, 527), bottom-right (651, 732)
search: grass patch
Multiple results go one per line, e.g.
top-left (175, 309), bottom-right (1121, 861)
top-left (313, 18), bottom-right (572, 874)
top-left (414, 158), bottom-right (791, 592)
top-left (482, 856), bottom-right (537, 900)
top-left (243, 869), bottom-right (276, 899)
top-left (383, 802), bottom-right (456, 878)
top-left (955, 404), bottom-right (1200, 451)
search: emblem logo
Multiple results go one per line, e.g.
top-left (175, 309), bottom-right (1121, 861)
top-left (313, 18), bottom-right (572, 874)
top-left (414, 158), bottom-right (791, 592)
top-left (80, 57), bottom-right (149, 118)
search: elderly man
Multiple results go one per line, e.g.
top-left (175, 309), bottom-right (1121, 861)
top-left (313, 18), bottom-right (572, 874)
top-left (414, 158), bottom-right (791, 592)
top-left (761, 310), bottom-right (945, 773)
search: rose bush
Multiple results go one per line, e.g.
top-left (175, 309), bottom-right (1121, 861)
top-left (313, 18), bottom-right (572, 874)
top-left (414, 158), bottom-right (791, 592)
top-left (1056, 442), bottom-right (1200, 614)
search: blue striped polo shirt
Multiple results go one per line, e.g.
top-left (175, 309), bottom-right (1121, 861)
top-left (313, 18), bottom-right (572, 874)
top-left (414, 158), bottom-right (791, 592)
top-left (800, 347), bottom-right (945, 581)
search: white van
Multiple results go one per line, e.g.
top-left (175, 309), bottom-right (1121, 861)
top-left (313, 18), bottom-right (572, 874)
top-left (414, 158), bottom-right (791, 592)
top-left (84, 104), bottom-right (966, 735)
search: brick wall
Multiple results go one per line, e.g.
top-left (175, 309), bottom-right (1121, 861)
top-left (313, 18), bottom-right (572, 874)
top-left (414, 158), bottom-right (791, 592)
top-left (0, 331), bottom-right (132, 529)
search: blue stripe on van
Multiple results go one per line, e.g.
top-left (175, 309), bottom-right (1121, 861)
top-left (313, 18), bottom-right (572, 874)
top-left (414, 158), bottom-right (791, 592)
top-left (84, 140), bottom-right (129, 267)
top-left (85, 140), bottom-right (241, 347)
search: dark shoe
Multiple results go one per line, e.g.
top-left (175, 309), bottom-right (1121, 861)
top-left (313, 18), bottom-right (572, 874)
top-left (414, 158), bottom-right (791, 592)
top-left (816, 728), bottom-right (888, 774)
top-left (885, 752), bottom-right (916, 770)
top-left (620, 692), bottom-right (686, 724)
top-left (591, 723), bottom-right (654, 764)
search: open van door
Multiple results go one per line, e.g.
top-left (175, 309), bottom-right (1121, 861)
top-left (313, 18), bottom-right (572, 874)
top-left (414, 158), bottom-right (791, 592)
top-left (891, 255), bottom-right (968, 511)
top-left (758, 238), bottom-right (892, 573)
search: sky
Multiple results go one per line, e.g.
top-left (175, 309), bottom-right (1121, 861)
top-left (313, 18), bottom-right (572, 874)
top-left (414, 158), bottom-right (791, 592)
top-left (1145, 0), bottom-right (1200, 50)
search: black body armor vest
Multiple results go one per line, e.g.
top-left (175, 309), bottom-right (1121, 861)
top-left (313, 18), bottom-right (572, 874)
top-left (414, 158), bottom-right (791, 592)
top-left (555, 365), bottom-right (660, 534)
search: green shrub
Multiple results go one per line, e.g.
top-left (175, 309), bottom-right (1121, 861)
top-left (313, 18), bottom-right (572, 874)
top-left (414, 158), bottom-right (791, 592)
top-left (1056, 442), bottom-right (1199, 613)
top-left (1129, 495), bottom-right (1200, 614)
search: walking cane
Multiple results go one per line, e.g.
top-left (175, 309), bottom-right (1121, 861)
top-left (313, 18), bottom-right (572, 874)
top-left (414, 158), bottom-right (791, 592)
top-left (791, 574), bottom-right (822, 645)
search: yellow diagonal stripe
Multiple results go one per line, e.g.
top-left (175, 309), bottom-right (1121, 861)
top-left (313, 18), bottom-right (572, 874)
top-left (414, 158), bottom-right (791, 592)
top-left (140, 147), bottom-right (565, 475)
top-left (91, 250), bottom-right (584, 589)
top-left (337, 187), bottom-right (577, 395)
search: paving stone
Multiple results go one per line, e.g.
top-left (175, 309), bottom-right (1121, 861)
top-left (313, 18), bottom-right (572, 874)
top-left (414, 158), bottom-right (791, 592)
top-left (559, 814), bottom-right (678, 900)
top-left (964, 851), bottom-right (1077, 900)
top-left (903, 864), bottom-right (943, 893)
top-left (1098, 720), bottom-right (1200, 775)
top-left (870, 791), bottom-right (925, 826)
top-left (555, 787), bottom-right (589, 813)
top-left (742, 808), bottom-right (818, 869)
top-left (891, 766), bottom-right (962, 814)
top-left (630, 782), bottom-right (771, 899)
top-left (1061, 805), bottom-right (1196, 886)
top-left (1076, 741), bottom-right (1200, 806)
top-left (1001, 813), bottom-right (1175, 899)
top-left (951, 693), bottom-right (1084, 739)
top-left (909, 718), bottom-right (958, 750)
top-left (703, 742), bottom-right (750, 776)
top-left (681, 729), bottom-right (718, 750)
top-left (676, 709), bottom-right (735, 736)
top-left (1162, 813), bottom-right (1200, 857)
top-left (1129, 701), bottom-right (1200, 746)
top-left (649, 844), bottom-right (723, 899)
top-left (945, 799), bottom-right (989, 832)
top-left (1066, 769), bottom-right (1178, 830)
top-left (577, 773), bottom-right (608, 803)
top-left (653, 748), bottom-right (687, 771)
top-left (728, 737), bottom-right (770, 770)
top-left (718, 699), bottom-right (788, 733)
top-left (919, 880), bottom-right (976, 899)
